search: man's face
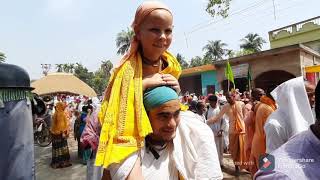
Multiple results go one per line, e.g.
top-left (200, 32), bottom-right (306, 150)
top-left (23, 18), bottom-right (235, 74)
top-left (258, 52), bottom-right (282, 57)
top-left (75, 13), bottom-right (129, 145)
top-left (209, 100), bottom-right (217, 109)
top-left (226, 93), bottom-right (236, 104)
top-left (148, 99), bottom-right (181, 142)
top-left (197, 102), bottom-right (207, 115)
top-left (136, 9), bottom-right (173, 61)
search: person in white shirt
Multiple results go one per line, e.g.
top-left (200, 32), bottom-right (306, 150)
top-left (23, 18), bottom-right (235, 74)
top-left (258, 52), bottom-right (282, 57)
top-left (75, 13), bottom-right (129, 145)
top-left (106, 86), bottom-right (223, 180)
top-left (206, 95), bottom-right (226, 167)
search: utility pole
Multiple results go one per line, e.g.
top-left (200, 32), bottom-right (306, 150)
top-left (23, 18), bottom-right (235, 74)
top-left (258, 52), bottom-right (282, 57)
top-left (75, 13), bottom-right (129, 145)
top-left (272, 0), bottom-right (276, 20)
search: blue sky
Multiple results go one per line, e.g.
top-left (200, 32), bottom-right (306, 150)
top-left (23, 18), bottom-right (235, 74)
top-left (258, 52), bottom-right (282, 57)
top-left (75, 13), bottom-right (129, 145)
top-left (1, 0), bottom-right (319, 79)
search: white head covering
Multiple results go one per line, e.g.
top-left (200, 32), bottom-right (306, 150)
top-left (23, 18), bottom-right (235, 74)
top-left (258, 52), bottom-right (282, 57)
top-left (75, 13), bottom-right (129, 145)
top-left (91, 97), bottom-right (101, 110)
top-left (271, 76), bottom-right (314, 134)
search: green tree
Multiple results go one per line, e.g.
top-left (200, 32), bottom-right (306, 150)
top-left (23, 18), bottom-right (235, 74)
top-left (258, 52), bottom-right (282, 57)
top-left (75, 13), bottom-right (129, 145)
top-left (116, 28), bottom-right (134, 55)
top-left (101, 60), bottom-right (113, 76)
top-left (206, 0), bottom-right (232, 18)
top-left (55, 64), bottom-right (64, 72)
top-left (203, 40), bottom-right (227, 61)
top-left (202, 56), bottom-right (212, 65)
top-left (176, 53), bottom-right (189, 69)
top-left (91, 69), bottom-right (109, 95)
top-left (68, 63), bottom-right (75, 73)
top-left (240, 33), bottom-right (266, 52)
top-left (235, 49), bottom-right (256, 57)
top-left (189, 56), bottom-right (203, 68)
top-left (63, 63), bottom-right (70, 73)
top-left (74, 63), bottom-right (94, 88)
top-left (226, 49), bottom-right (235, 58)
top-left (0, 52), bottom-right (6, 63)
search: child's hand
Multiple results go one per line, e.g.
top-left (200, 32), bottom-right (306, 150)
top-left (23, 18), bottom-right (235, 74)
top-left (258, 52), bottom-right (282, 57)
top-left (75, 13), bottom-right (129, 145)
top-left (161, 74), bottom-right (181, 94)
top-left (142, 73), bottom-right (166, 91)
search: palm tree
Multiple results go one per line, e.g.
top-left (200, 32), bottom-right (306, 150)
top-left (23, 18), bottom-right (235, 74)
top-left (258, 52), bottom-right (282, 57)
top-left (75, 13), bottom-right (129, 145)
top-left (63, 63), bottom-right (70, 73)
top-left (226, 49), bottom-right (235, 58)
top-left (0, 52), bottom-right (6, 63)
top-left (202, 40), bottom-right (227, 61)
top-left (55, 64), bottom-right (63, 72)
top-left (68, 63), bottom-right (75, 73)
top-left (101, 60), bottom-right (113, 75)
top-left (116, 28), bottom-right (134, 55)
top-left (240, 33), bottom-right (266, 52)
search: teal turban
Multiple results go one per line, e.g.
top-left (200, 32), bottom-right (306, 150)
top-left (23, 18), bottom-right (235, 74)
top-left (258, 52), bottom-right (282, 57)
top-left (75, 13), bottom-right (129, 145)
top-left (143, 86), bottom-right (178, 111)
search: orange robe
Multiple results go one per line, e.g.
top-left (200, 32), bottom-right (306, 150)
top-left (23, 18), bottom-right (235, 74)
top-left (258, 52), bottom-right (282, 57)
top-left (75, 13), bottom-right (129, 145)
top-left (250, 96), bottom-right (276, 174)
top-left (228, 101), bottom-right (247, 169)
top-left (208, 100), bottom-right (247, 169)
top-left (243, 103), bottom-right (254, 158)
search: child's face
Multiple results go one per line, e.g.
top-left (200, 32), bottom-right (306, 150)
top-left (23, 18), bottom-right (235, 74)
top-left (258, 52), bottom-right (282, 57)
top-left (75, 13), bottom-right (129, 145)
top-left (136, 9), bottom-right (173, 60)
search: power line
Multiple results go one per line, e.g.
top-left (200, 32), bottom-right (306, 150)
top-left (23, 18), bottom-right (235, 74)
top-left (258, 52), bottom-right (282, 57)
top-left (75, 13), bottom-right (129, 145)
top-left (188, 0), bottom-right (268, 34)
top-left (173, 0), bottom-right (305, 55)
top-left (189, 0), bottom-right (267, 31)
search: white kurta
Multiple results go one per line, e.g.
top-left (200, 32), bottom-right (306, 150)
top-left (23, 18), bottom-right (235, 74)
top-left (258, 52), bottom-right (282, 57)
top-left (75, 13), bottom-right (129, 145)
top-left (206, 105), bottom-right (225, 165)
top-left (109, 111), bottom-right (223, 180)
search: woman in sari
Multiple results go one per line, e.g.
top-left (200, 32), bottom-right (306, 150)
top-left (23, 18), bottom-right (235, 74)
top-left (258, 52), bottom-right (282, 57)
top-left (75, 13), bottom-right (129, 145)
top-left (96, 0), bottom-right (182, 172)
top-left (50, 102), bottom-right (72, 168)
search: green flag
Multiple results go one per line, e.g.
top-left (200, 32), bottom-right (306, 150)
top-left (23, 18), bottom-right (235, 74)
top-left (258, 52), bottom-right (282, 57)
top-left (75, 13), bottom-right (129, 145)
top-left (225, 61), bottom-right (235, 89)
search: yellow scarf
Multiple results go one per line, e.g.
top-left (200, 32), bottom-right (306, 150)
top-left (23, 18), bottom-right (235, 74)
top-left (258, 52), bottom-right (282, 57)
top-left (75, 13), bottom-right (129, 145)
top-left (95, 51), bottom-right (181, 168)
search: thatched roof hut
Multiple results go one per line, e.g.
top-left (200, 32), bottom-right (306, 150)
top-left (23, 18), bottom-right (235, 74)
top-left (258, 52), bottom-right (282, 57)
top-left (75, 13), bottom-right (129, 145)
top-left (31, 73), bottom-right (97, 97)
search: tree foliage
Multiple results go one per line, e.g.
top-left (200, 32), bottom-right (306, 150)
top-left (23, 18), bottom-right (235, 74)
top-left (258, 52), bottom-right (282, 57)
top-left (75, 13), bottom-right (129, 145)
top-left (235, 49), bottom-right (256, 57)
top-left (176, 53), bottom-right (189, 69)
top-left (116, 28), bottom-right (134, 55)
top-left (73, 63), bottom-right (94, 88)
top-left (0, 51), bottom-right (6, 63)
top-left (101, 60), bottom-right (113, 76)
top-left (203, 40), bottom-right (228, 62)
top-left (189, 56), bottom-right (203, 68)
top-left (206, 0), bottom-right (232, 18)
top-left (55, 64), bottom-right (63, 72)
top-left (240, 33), bottom-right (266, 52)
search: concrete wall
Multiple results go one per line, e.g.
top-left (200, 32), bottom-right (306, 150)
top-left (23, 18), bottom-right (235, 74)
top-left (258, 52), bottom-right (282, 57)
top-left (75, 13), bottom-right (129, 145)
top-left (252, 50), bottom-right (302, 79)
top-left (201, 71), bottom-right (219, 95)
top-left (216, 50), bottom-right (302, 84)
top-left (179, 74), bottom-right (202, 96)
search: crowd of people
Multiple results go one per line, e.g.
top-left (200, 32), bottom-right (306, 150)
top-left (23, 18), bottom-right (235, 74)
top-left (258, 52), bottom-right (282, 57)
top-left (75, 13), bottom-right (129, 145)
top-left (177, 76), bottom-right (318, 179)
top-left (33, 95), bottom-right (103, 179)
top-left (30, 1), bottom-right (319, 180)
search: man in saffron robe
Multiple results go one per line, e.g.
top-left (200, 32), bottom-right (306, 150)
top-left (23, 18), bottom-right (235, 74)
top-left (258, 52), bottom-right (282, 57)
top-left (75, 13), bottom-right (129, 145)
top-left (250, 90), bottom-right (276, 174)
top-left (243, 88), bottom-right (265, 174)
top-left (207, 91), bottom-right (247, 174)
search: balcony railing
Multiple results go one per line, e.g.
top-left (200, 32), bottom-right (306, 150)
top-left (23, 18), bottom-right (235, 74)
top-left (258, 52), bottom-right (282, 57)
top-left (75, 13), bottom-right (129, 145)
top-left (269, 16), bottom-right (320, 39)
